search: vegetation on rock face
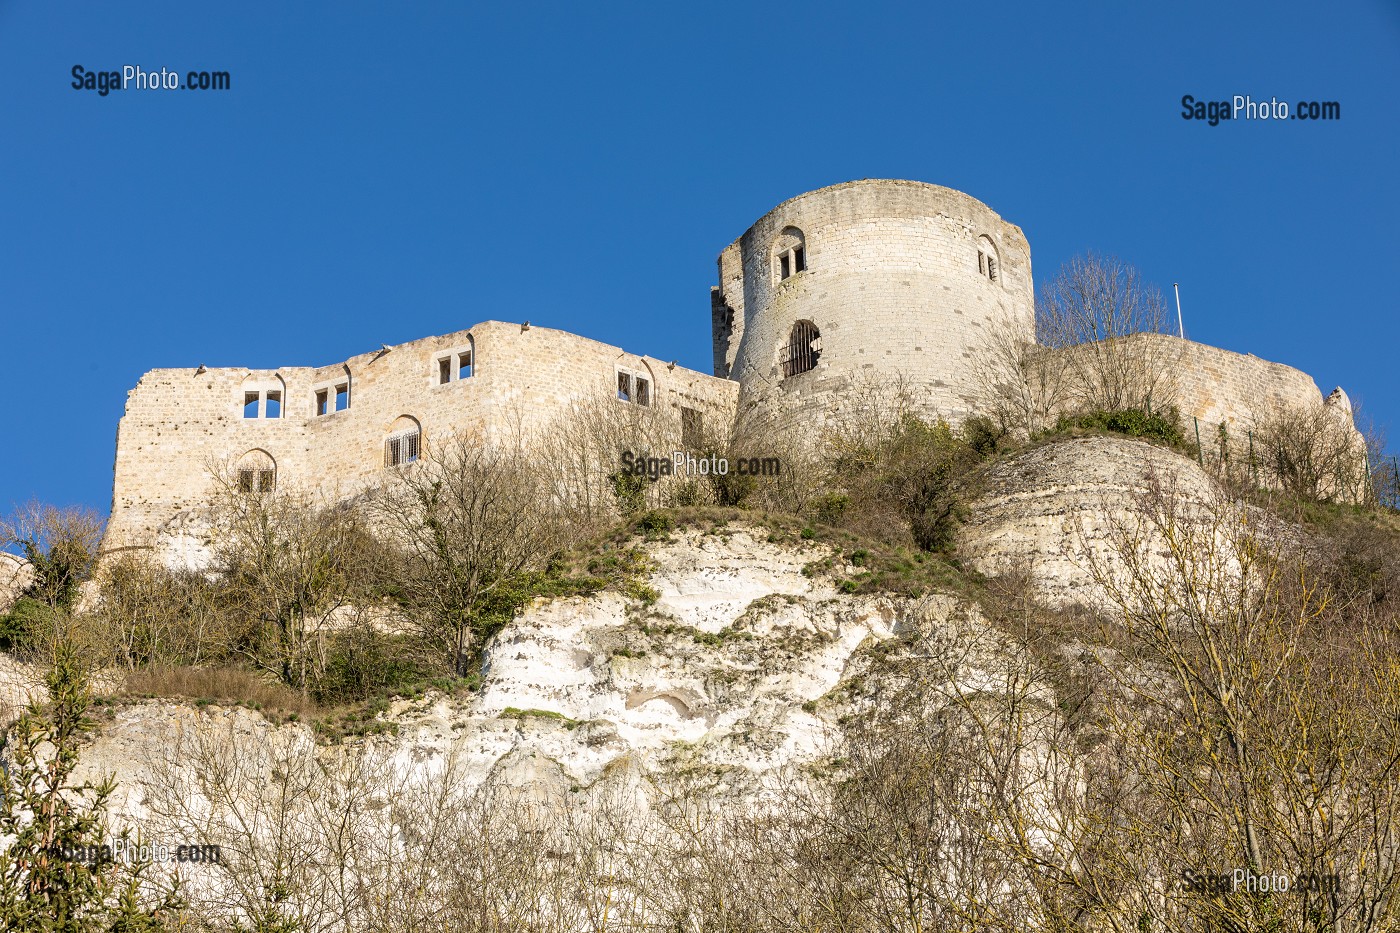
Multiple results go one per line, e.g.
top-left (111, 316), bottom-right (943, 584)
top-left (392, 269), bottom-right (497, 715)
top-left (0, 645), bottom-right (181, 930)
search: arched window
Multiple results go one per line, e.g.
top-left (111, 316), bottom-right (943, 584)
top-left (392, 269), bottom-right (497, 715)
top-left (615, 360), bottom-right (654, 407)
top-left (434, 334), bottom-right (475, 385)
top-left (236, 449), bottom-right (276, 494)
top-left (976, 235), bottom-right (1000, 283)
top-left (772, 226), bottom-right (807, 283)
top-left (314, 365), bottom-right (352, 417)
top-left (781, 320), bottom-right (822, 378)
top-left (384, 415), bottom-right (422, 468)
top-left (240, 374), bottom-right (286, 419)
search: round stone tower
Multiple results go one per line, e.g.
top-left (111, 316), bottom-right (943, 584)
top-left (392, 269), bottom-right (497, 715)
top-left (710, 179), bottom-right (1034, 432)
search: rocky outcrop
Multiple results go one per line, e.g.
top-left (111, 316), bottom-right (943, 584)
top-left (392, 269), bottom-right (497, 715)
top-left (0, 552), bottom-right (31, 614)
top-left (960, 436), bottom-right (1223, 608)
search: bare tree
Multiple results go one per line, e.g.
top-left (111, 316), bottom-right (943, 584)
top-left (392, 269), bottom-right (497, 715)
top-left (207, 475), bottom-right (376, 692)
top-left (1037, 252), bottom-right (1178, 415)
top-left (1079, 477), bottom-right (1400, 930)
top-left (1253, 399), bottom-right (1370, 503)
top-left (969, 311), bottom-right (1074, 437)
top-left (0, 502), bottom-right (104, 613)
top-left (369, 430), bottom-right (571, 676)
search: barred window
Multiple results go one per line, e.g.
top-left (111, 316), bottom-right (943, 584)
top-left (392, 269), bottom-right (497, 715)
top-left (235, 449), bottom-right (276, 494)
top-left (780, 320), bottom-right (822, 378)
top-left (384, 429), bottom-right (421, 467)
top-left (237, 468), bottom-right (276, 493)
top-left (977, 235), bottom-right (999, 283)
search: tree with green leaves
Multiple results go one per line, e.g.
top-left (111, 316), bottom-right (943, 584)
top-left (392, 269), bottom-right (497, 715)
top-left (0, 645), bottom-right (182, 931)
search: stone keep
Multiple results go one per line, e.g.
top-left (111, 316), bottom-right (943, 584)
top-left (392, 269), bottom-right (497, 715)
top-left (711, 179), bottom-right (1034, 430)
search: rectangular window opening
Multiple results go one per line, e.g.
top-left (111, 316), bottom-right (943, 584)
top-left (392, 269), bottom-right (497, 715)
top-left (988, 258), bottom-right (998, 281)
top-left (264, 391), bottom-right (281, 419)
top-left (635, 377), bottom-right (651, 407)
top-left (780, 254), bottom-right (791, 280)
top-left (237, 469), bottom-right (255, 492)
top-left (258, 469), bottom-right (275, 492)
top-left (438, 357), bottom-right (452, 385)
top-left (335, 384), bottom-right (349, 411)
top-left (243, 392), bottom-right (260, 419)
top-left (794, 246), bottom-right (806, 273)
top-left (617, 372), bottom-right (632, 402)
top-left (316, 390), bottom-right (329, 416)
top-left (681, 407), bottom-right (703, 449)
top-left (458, 351), bottom-right (473, 379)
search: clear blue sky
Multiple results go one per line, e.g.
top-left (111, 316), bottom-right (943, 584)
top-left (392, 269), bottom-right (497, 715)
top-left (2, 0), bottom-right (1397, 518)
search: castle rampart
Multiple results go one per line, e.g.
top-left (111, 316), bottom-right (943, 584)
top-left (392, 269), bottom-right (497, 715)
top-left (105, 321), bottom-right (738, 562)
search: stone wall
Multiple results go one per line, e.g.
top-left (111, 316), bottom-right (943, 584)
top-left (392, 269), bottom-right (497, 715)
top-left (105, 321), bottom-right (739, 561)
top-left (1110, 333), bottom-right (1333, 434)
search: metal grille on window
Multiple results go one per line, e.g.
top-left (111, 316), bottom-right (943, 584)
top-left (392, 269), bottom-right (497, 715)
top-left (238, 468), bottom-right (275, 493)
top-left (780, 321), bottom-right (822, 378)
top-left (385, 430), bottom-right (421, 467)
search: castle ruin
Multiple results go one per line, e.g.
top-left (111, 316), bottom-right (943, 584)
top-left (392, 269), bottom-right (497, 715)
top-left (104, 179), bottom-right (1353, 563)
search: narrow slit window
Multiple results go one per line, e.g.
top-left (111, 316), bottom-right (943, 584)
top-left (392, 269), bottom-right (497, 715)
top-left (976, 236), bottom-right (1000, 284)
top-left (780, 254), bottom-right (791, 280)
top-left (794, 246), bottom-right (806, 273)
top-left (264, 391), bottom-right (281, 419)
top-left (243, 392), bottom-right (260, 419)
top-left (439, 357), bottom-right (452, 385)
top-left (335, 384), bottom-right (349, 411)
top-left (316, 390), bottom-right (329, 416)
top-left (617, 372), bottom-right (632, 402)
top-left (458, 350), bottom-right (473, 379)
top-left (635, 377), bottom-right (651, 407)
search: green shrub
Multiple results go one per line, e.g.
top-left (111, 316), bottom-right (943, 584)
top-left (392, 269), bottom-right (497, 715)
top-left (310, 629), bottom-right (441, 706)
top-left (610, 470), bottom-right (648, 517)
top-left (1056, 406), bottom-right (1186, 448)
top-left (0, 597), bottom-right (49, 653)
top-left (635, 509), bottom-right (674, 537)
top-left (622, 579), bottom-right (660, 605)
top-left (811, 493), bottom-right (850, 526)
